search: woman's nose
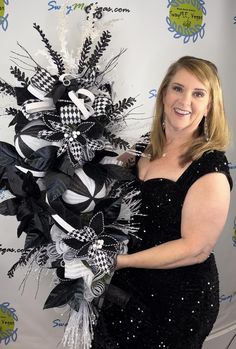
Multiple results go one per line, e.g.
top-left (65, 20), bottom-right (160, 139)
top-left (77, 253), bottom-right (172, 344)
top-left (179, 91), bottom-right (191, 106)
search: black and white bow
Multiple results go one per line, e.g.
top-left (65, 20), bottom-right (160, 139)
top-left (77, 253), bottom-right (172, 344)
top-left (63, 212), bottom-right (125, 275)
top-left (38, 114), bottom-right (104, 166)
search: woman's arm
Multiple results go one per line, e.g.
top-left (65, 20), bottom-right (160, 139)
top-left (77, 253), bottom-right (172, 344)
top-left (116, 172), bottom-right (231, 270)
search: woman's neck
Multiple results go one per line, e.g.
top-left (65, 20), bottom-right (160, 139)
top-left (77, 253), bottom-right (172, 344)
top-left (164, 128), bottom-right (194, 149)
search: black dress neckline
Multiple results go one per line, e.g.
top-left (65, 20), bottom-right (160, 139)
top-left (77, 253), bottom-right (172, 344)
top-left (138, 158), bottom-right (195, 185)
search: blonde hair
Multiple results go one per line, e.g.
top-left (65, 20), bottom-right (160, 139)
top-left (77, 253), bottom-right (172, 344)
top-left (148, 56), bottom-right (230, 165)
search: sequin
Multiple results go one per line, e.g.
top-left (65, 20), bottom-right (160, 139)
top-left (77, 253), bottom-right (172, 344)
top-left (92, 150), bottom-right (232, 349)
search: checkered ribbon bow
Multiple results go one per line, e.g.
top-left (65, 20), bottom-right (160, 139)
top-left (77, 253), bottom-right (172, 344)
top-left (59, 104), bottom-right (81, 125)
top-left (64, 212), bottom-right (122, 275)
top-left (30, 67), bottom-right (57, 94)
top-left (93, 96), bottom-right (113, 118)
top-left (23, 67), bottom-right (57, 116)
top-left (77, 67), bottom-right (97, 89)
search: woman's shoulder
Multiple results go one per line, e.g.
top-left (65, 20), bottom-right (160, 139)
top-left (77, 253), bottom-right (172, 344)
top-left (193, 150), bottom-right (233, 189)
top-left (199, 149), bottom-right (229, 167)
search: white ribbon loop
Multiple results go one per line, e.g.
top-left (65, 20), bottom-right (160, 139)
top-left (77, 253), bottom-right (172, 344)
top-left (25, 99), bottom-right (56, 114)
top-left (59, 74), bottom-right (95, 120)
top-left (15, 165), bottom-right (46, 177)
top-left (64, 258), bottom-right (94, 281)
top-left (26, 84), bottom-right (56, 114)
top-left (27, 84), bottom-right (49, 100)
top-left (59, 73), bottom-right (76, 86)
top-left (68, 88), bottom-right (95, 120)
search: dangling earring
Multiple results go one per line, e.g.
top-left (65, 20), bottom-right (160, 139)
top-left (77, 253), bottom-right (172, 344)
top-left (204, 116), bottom-right (209, 142)
top-left (161, 116), bottom-right (165, 131)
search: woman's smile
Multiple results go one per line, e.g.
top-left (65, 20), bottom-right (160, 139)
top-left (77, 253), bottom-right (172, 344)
top-left (173, 107), bottom-right (191, 116)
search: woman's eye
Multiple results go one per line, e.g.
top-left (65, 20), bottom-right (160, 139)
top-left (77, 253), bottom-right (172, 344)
top-left (193, 91), bottom-right (205, 98)
top-left (173, 86), bottom-right (182, 92)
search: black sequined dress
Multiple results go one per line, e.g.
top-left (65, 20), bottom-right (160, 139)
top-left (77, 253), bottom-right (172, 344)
top-left (92, 150), bottom-right (233, 349)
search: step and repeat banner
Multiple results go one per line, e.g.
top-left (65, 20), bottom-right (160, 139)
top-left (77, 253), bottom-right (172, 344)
top-left (0, 1), bottom-right (236, 348)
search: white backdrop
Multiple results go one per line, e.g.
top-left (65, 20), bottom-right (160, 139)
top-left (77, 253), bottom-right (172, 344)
top-left (0, 1), bottom-right (236, 348)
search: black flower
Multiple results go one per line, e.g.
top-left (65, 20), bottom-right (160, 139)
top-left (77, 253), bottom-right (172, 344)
top-left (63, 211), bottom-right (127, 275)
top-left (38, 114), bottom-right (104, 166)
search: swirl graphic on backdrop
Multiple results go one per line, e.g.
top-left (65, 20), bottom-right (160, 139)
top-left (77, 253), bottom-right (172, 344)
top-left (0, 302), bottom-right (18, 345)
top-left (225, 333), bottom-right (236, 349)
top-left (166, 0), bottom-right (206, 44)
top-left (0, 0), bottom-right (9, 31)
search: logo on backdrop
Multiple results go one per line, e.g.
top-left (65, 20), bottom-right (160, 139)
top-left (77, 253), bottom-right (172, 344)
top-left (0, 302), bottom-right (18, 345)
top-left (0, 243), bottom-right (24, 255)
top-left (0, 0), bottom-right (9, 31)
top-left (148, 89), bottom-right (157, 99)
top-left (47, 1), bottom-right (131, 16)
top-left (52, 318), bottom-right (68, 328)
top-left (219, 291), bottom-right (236, 304)
top-left (166, 0), bottom-right (206, 43)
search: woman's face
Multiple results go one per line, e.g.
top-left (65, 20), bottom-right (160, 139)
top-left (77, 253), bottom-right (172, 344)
top-left (163, 68), bottom-right (211, 135)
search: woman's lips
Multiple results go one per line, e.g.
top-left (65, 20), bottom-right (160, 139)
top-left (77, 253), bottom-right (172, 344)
top-left (174, 107), bottom-right (191, 116)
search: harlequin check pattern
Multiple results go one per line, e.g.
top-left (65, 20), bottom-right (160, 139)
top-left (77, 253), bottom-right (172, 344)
top-left (60, 104), bottom-right (81, 125)
top-left (68, 227), bottom-right (96, 242)
top-left (93, 96), bottom-right (112, 117)
top-left (88, 247), bottom-right (112, 274)
top-left (79, 67), bottom-right (97, 88)
top-left (87, 139), bottom-right (104, 151)
top-left (68, 141), bottom-right (83, 162)
top-left (31, 68), bottom-right (56, 93)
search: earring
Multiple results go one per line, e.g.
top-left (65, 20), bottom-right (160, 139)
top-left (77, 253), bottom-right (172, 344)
top-left (161, 116), bottom-right (165, 130)
top-left (204, 116), bottom-right (209, 142)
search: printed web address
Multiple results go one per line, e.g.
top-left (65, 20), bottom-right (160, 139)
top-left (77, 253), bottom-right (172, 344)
top-left (0, 244), bottom-right (24, 255)
top-left (48, 1), bottom-right (131, 15)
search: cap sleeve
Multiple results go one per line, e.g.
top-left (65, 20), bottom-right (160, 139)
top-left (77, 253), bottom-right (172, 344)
top-left (179, 150), bottom-right (233, 191)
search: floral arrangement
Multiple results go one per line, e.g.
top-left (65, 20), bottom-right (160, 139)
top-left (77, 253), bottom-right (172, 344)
top-left (0, 8), bottom-right (141, 349)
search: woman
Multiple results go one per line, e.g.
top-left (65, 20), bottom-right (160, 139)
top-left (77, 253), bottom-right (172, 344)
top-left (92, 56), bottom-right (233, 349)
